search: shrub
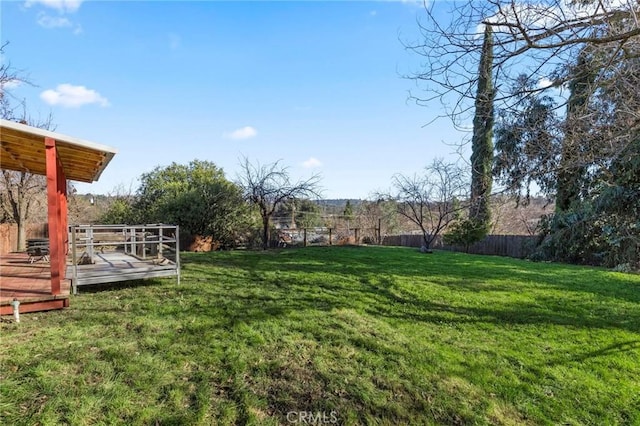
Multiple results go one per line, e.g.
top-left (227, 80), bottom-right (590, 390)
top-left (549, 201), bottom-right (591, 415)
top-left (443, 218), bottom-right (487, 252)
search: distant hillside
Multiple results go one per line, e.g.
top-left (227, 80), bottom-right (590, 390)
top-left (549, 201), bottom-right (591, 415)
top-left (314, 199), bottom-right (363, 215)
top-left (315, 199), bottom-right (363, 207)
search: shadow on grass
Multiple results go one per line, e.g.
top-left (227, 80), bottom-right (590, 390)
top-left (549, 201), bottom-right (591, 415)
top-left (74, 278), bottom-right (167, 294)
top-left (541, 340), bottom-right (640, 366)
top-left (364, 289), bottom-right (640, 333)
top-left (36, 247), bottom-right (637, 425)
top-left (179, 247), bottom-right (640, 334)
top-left (184, 246), bottom-right (640, 303)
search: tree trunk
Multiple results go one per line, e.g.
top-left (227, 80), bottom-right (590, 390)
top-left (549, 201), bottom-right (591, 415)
top-left (262, 215), bottom-right (270, 250)
top-left (14, 192), bottom-right (28, 251)
top-left (421, 233), bottom-right (431, 252)
top-left (16, 217), bottom-right (26, 252)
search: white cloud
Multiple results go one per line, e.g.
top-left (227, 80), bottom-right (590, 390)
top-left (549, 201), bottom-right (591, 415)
top-left (37, 13), bottom-right (72, 28)
top-left (537, 77), bottom-right (554, 89)
top-left (40, 84), bottom-right (110, 108)
top-left (0, 79), bottom-right (22, 90)
top-left (370, 10), bottom-right (378, 16)
top-left (302, 157), bottom-right (323, 169)
top-left (27, 0), bottom-right (84, 33)
top-left (25, 0), bottom-right (84, 13)
top-left (224, 126), bottom-right (257, 140)
top-left (37, 14), bottom-right (82, 33)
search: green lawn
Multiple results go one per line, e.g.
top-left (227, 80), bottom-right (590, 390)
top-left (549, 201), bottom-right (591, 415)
top-left (1, 246), bottom-right (639, 425)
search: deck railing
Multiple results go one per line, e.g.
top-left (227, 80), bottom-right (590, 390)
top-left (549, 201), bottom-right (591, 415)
top-left (68, 224), bottom-right (180, 293)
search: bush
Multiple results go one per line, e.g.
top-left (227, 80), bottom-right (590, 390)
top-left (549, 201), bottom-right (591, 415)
top-left (533, 204), bottom-right (639, 270)
top-left (443, 218), bottom-right (487, 252)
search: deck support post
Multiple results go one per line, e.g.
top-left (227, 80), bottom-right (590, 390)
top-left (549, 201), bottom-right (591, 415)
top-left (45, 137), bottom-right (67, 296)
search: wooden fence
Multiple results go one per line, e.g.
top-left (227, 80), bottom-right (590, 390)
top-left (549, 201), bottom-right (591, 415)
top-left (0, 223), bottom-right (48, 254)
top-left (0, 223), bottom-right (538, 258)
top-left (381, 234), bottom-right (538, 259)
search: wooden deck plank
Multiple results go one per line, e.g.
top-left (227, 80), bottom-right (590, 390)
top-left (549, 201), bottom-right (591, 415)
top-left (2, 248), bottom-right (179, 314)
top-left (0, 252), bottom-right (71, 314)
top-left (69, 251), bottom-right (178, 291)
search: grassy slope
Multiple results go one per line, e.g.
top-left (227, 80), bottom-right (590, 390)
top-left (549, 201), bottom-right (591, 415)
top-left (1, 246), bottom-right (639, 425)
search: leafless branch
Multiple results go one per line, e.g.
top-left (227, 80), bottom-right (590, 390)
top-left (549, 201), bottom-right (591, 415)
top-left (382, 159), bottom-right (469, 251)
top-left (237, 157), bottom-right (322, 249)
top-left (405, 0), bottom-right (640, 127)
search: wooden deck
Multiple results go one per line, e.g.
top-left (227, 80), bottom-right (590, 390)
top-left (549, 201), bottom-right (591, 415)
top-left (69, 251), bottom-right (179, 293)
top-left (1, 224), bottom-right (180, 316)
top-left (1, 251), bottom-right (178, 316)
top-left (68, 224), bottom-right (181, 294)
top-left (0, 252), bottom-right (70, 315)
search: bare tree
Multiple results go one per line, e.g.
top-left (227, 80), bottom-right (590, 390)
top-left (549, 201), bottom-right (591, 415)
top-left (1, 42), bottom-right (53, 251)
top-left (407, 0), bottom-right (639, 211)
top-left (407, 0), bottom-right (639, 127)
top-left (67, 184), bottom-right (105, 225)
top-left (490, 195), bottom-right (552, 235)
top-left (385, 159), bottom-right (469, 252)
top-left (237, 158), bottom-right (322, 249)
top-left (356, 199), bottom-right (401, 244)
top-left (0, 171), bottom-right (47, 251)
top-left (0, 42), bottom-right (32, 121)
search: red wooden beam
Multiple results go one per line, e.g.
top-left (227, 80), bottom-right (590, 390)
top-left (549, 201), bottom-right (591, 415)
top-left (57, 153), bottom-right (68, 279)
top-left (0, 298), bottom-right (69, 315)
top-left (45, 137), bottom-right (63, 295)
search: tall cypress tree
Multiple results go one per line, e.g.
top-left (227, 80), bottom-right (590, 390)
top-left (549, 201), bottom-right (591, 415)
top-left (556, 48), bottom-right (595, 212)
top-left (469, 25), bottom-right (495, 231)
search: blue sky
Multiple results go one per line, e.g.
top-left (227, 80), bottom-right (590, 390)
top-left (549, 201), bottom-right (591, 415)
top-left (2, 0), bottom-right (468, 199)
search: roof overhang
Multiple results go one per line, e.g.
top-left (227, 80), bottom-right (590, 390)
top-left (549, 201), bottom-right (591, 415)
top-left (0, 119), bottom-right (117, 183)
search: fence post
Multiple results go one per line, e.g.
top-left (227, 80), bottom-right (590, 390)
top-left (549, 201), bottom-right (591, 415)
top-left (175, 225), bottom-right (181, 286)
top-left (142, 226), bottom-right (146, 259)
top-left (303, 228), bottom-right (307, 247)
top-left (87, 225), bottom-right (94, 263)
top-left (71, 226), bottom-right (78, 295)
top-left (328, 228), bottom-right (332, 246)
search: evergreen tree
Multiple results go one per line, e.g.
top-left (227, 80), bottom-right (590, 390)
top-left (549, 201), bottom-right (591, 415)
top-left (493, 75), bottom-right (562, 201)
top-left (469, 25), bottom-right (495, 232)
top-left (556, 48), bottom-right (596, 212)
top-left (343, 200), bottom-right (354, 221)
top-left (134, 160), bottom-right (249, 248)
